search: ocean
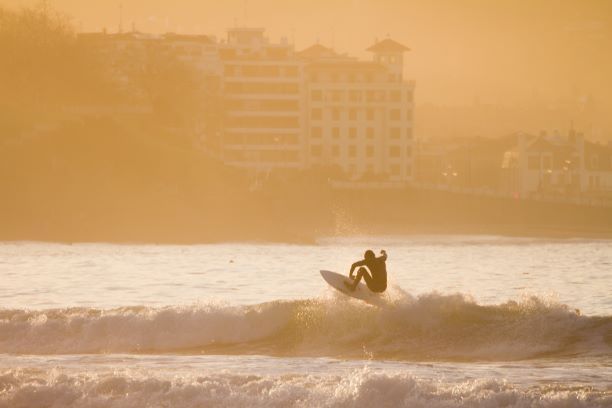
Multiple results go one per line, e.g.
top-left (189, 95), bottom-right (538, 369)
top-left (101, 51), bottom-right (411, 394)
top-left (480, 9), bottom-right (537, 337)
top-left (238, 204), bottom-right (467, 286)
top-left (1, 236), bottom-right (610, 407)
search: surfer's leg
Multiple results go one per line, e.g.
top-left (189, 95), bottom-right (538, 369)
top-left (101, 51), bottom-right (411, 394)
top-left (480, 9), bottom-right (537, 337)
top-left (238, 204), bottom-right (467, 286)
top-left (346, 267), bottom-right (372, 291)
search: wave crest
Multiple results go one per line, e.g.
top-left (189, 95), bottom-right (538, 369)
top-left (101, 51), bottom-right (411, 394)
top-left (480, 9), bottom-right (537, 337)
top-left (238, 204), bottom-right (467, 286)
top-left (0, 292), bottom-right (610, 360)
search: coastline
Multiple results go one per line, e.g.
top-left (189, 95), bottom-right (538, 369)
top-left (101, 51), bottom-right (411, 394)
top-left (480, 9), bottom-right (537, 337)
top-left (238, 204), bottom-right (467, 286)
top-left (2, 187), bottom-right (611, 244)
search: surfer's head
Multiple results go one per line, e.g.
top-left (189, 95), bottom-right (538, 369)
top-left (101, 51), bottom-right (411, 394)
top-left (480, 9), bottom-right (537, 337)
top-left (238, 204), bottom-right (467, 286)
top-left (364, 250), bottom-right (375, 260)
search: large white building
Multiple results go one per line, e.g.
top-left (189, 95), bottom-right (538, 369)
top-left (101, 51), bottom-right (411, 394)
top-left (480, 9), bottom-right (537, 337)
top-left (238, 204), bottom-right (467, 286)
top-left (301, 39), bottom-right (415, 181)
top-left (216, 28), bottom-right (415, 181)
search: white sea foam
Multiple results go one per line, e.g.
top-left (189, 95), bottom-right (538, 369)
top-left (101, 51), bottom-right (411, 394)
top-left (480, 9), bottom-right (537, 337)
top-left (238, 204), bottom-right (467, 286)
top-left (0, 368), bottom-right (609, 408)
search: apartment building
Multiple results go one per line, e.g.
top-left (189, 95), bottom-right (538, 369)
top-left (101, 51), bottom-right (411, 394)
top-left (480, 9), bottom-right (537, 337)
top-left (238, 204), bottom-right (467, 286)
top-left (216, 31), bottom-right (416, 179)
top-left (218, 28), bottom-right (305, 170)
top-left (302, 39), bottom-right (415, 181)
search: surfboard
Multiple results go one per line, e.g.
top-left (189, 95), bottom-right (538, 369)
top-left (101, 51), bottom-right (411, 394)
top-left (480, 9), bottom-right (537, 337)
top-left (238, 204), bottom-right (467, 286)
top-left (320, 270), bottom-right (384, 306)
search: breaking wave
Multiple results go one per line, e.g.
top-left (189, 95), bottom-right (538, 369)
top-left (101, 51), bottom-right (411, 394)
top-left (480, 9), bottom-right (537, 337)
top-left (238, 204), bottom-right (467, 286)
top-left (1, 292), bottom-right (610, 361)
top-left (0, 369), bottom-right (609, 408)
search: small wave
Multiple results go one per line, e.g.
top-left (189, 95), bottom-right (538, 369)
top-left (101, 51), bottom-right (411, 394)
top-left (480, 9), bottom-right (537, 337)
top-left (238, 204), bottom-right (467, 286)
top-left (0, 292), bottom-right (610, 361)
top-left (0, 369), bottom-right (609, 408)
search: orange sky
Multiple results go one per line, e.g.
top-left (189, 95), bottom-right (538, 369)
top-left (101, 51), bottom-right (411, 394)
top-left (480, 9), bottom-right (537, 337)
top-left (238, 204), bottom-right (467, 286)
top-left (3, 0), bottom-right (611, 108)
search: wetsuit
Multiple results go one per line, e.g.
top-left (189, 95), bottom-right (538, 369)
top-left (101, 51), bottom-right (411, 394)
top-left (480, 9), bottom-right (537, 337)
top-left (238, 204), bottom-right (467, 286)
top-left (350, 253), bottom-right (387, 293)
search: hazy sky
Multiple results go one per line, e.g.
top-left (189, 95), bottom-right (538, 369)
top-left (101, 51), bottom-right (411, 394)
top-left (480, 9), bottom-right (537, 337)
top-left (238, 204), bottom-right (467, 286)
top-left (3, 0), bottom-right (611, 107)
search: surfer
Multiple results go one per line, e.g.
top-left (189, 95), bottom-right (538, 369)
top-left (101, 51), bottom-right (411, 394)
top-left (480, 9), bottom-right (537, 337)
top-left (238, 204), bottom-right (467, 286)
top-left (344, 249), bottom-right (387, 293)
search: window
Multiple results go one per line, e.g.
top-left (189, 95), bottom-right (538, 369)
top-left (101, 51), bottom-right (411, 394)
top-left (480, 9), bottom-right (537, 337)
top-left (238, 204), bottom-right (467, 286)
top-left (406, 90), bottom-right (413, 102)
top-left (389, 109), bottom-right (400, 120)
top-left (349, 109), bottom-right (357, 120)
top-left (366, 109), bottom-right (375, 120)
top-left (389, 146), bottom-right (401, 157)
top-left (331, 90), bottom-right (343, 102)
top-left (349, 128), bottom-right (357, 138)
top-left (311, 90), bottom-right (322, 101)
top-left (311, 145), bottom-right (322, 156)
top-left (542, 156), bottom-right (552, 169)
top-left (311, 108), bottom-right (322, 120)
top-left (332, 127), bottom-right (340, 139)
top-left (366, 127), bottom-right (374, 139)
top-left (391, 164), bottom-right (400, 175)
top-left (349, 91), bottom-right (361, 102)
top-left (285, 66), bottom-right (298, 77)
top-left (332, 145), bottom-right (340, 157)
top-left (390, 91), bottom-right (401, 102)
top-left (311, 127), bottom-right (322, 138)
top-left (366, 91), bottom-right (375, 102)
top-left (349, 145), bottom-right (357, 158)
top-left (390, 128), bottom-right (400, 138)
top-left (528, 155), bottom-right (540, 170)
top-left (406, 146), bottom-right (412, 156)
top-left (332, 108), bottom-right (341, 121)
top-left (366, 145), bottom-right (374, 157)
top-left (406, 110), bottom-right (413, 120)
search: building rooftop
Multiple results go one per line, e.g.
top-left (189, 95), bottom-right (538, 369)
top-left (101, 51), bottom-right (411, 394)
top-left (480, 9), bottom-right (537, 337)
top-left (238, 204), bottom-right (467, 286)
top-left (308, 60), bottom-right (386, 71)
top-left (366, 38), bottom-right (410, 53)
top-left (297, 44), bottom-right (339, 59)
top-left (162, 33), bottom-right (215, 44)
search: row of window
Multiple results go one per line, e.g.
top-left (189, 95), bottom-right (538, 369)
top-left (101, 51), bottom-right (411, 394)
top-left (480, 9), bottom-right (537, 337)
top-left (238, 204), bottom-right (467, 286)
top-left (310, 108), bottom-right (412, 121)
top-left (219, 47), bottom-right (289, 60)
top-left (224, 82), bottom-right (299, 94)
top-left (310, 144), bottom-right (412, 158)
top-left (225, 116), bottom-right (300, 128)
top-left (224, 149), bottom-right (299, 162)
top-left (375, 55), bottom-right (401, 64)
top-left (225, 99), bottom-right (300, 111)
top-left (527, 155), bottom-right (581, 170)
top-left (224, 65), bottom-right (299, 77)
top-left (311, 89), bottom-right (413, 103)
top-left (224, 133), bottom-right (300, 145)
top-left (311, 126), bottom-right (413, 139)
top-left (308, 72), bottom-right (397, 84)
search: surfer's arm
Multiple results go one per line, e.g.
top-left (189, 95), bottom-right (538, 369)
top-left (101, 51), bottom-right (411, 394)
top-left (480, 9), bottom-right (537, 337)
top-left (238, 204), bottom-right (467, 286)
top-left (349, 260), bottom-right (366, 277)
top-left (378, 250), bottom-right (387, 261)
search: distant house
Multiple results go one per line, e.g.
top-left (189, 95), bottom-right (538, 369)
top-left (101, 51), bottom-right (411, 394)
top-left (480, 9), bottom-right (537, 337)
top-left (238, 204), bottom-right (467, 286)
top-left (501, 130), bottom-right (612, 198)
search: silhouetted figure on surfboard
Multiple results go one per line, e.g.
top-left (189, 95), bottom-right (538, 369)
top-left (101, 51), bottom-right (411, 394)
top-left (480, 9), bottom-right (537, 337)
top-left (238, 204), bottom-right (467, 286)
top-left (344, 249), bottom-right (387, 293)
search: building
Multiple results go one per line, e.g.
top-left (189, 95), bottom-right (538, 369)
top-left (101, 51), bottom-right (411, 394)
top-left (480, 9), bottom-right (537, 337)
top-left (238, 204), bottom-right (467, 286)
top-left (302, 38), bottom-right (415, 181)
top-left (159, 33), bottom-right (220, 75)
top-left (78, 29), bottom-right (416, 182)
top-left (414, 135), bottom-right (515, 189)
top-left (218, 28), bottom-right (304, 171)
top-left (501, 130), bottom-right (612, 198)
